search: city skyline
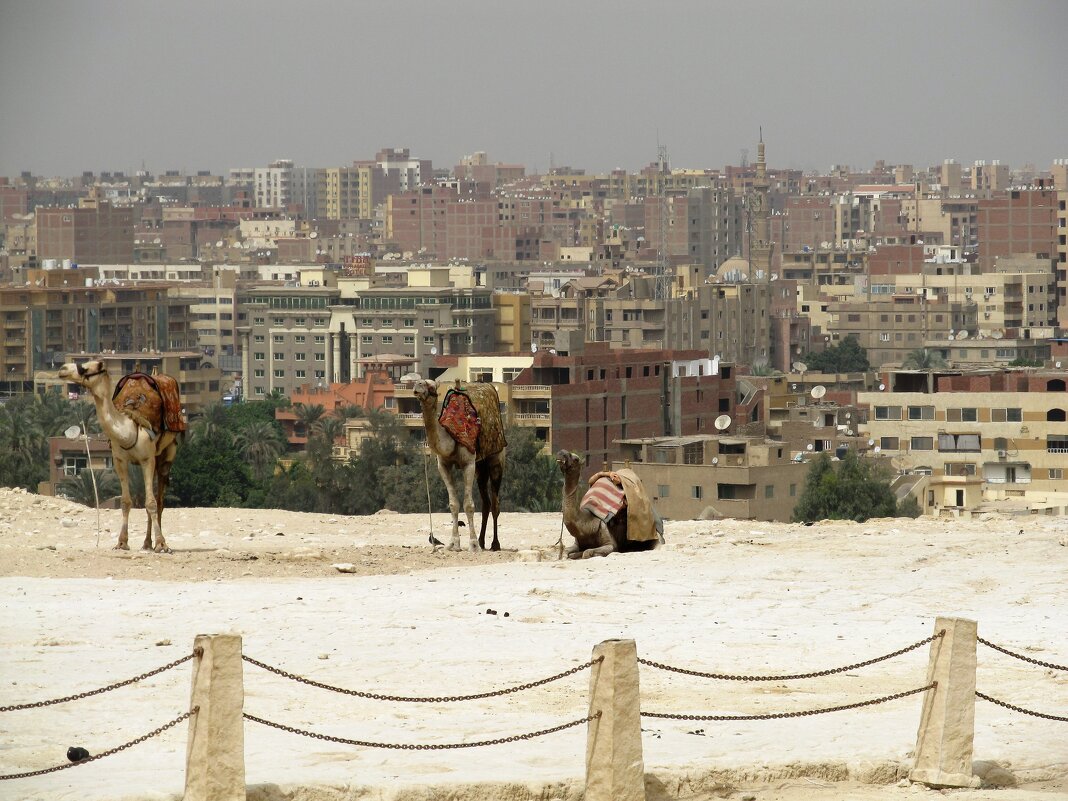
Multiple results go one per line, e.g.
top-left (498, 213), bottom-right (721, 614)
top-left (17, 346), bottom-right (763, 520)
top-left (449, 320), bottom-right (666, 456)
top-left (1, 0), bottom-right (1066, 178)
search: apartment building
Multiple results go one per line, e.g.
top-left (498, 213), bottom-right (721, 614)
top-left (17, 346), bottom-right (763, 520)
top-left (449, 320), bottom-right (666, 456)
top-left (858, 368), bottom-right (1068, 513)
top-left (976, 188), bottom-right (1058, 270)
top-left (253, 159), bottom-right (318, 216)
top-left (615, 434), bottom-right (806, 522)
top-left (35, 193), bottom-right (134, 265)
top-left (1, 279), bottom-right (197, 393)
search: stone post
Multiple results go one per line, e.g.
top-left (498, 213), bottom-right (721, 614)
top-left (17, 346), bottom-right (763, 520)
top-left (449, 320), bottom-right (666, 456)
top-left (585, 639), bottom-right (646, 801)
top-left (185, 634), bottom-right (246, 801)
top-left (909, 617), bottom-right (980, 788)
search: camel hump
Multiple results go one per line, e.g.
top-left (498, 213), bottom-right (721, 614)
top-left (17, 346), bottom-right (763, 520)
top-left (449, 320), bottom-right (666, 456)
top-left (113, 372), bottom-right (186, 433)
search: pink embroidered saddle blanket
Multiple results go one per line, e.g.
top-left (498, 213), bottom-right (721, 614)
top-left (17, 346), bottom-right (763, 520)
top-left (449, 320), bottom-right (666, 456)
top-left (438, 388), bottom-right (481, 455)
top-left (580, 477), bottom-right (627, 524)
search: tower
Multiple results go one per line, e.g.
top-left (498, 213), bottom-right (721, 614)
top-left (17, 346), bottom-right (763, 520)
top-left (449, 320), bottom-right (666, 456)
top-left (748, 131), bottom-right (773, 280)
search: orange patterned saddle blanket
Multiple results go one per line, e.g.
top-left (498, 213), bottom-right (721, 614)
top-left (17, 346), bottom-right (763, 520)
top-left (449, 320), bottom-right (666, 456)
top-left (112, 372), bottom-right (186, 433)
top-left (438, 388), bottom-right (481, 455)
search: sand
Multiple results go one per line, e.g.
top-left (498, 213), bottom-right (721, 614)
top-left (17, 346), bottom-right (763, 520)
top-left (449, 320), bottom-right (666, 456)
top-left (1, 486), bottom-right (1066, 801)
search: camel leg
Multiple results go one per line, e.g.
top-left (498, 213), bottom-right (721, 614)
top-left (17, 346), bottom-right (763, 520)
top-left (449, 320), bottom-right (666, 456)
top-left (155, 444), bottom-right (176, 553)
top-left (462, 461), bottom-right (478, 551)
top-left (477, 457), bottom-right (503, 552)
top-left (141, 458), bottom-right (169, 553)
top-left (113, 458), bottom-right (132, 550)
top-left (435, 458), bottom-right (462, 551)
top-left (582, 522), bottom-right (617, 559)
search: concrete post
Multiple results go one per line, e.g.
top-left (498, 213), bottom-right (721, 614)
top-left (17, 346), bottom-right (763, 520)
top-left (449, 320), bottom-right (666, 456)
top-left (910, 617), bottom-right (981, 788)
top-left (585, 639), bottom-right (646, 801)
top-left (184, 634), bottom-right (246, 801)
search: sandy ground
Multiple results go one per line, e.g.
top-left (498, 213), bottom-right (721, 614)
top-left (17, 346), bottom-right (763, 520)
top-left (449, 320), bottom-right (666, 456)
top-left (1, 486), bottom-right (1066, 801)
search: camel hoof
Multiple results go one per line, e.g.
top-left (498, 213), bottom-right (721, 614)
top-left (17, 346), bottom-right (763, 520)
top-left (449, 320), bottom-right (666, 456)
top-left (447, 543), bottom-right (462, 552)
top-left (154, 546), bottom-right (172, 554)
top-left (582, 550), bottom-right (597, 559)
top-left (114, 543), bottom-right (130, 551)
top-left (567, 551), bottom-right (582, 560)
top-left (469, 542), bottom-right (482, 553)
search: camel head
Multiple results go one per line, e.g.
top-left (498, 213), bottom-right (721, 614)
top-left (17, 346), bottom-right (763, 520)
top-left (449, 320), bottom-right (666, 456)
top-left (57, 359), bottom-right (108, 388)
top-left (555, 450), bottom-right (582, 476)
top-left (412, 379), bottom-right (438, 403)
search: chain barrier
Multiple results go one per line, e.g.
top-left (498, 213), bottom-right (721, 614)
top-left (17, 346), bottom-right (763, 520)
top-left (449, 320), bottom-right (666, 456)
top-left (637, 631), bottom-right (944, 682)
top-left (978, 637), bottom-right (1068, 672)
top-left (976, 691), bottom-right (1068, 723)
top-left (0, 706), bottom-right (197, 781)
top-left (0, 651), bottom-right (199, 712)
top-left (244, 709), bottom-right (600, 749)
top-left (641, 682), bottom-right (935, 722)
top-left (242, 654), bottom-right (602, 702)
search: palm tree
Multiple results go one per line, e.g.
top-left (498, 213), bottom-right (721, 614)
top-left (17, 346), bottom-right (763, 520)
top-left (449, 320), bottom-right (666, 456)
top-left (293, 403), bottom-right (326, 438)
top-left (336, 403), bottom-right (364, 421)
top-left (902, 348), bottom-right (947, 370)
top-left (58, 468), bottom-right (120, 507)
top-left (233, 420), bottom-right (287, 479)
top-left (190, 401), bottom-right (230, 445)
top-left (312, 415), bottom-right (345, 445)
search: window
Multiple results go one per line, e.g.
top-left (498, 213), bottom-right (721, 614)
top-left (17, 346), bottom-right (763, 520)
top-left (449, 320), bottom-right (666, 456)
top-left (907, 406), bottom-right (934, 420)
top-left (254, 352), bottom-right (265, 361)
top-left (424, 318), bottom-right (435, 326)
top-left (294, 335), bottom-right (305, 343)
top-left (315, 335), bottom-right (325, 344)
top-left (657, 485), bottom-right (670, 499)
top-left (423, 336), bottom-right (434, 344)
top-left (789, 483), bottom-right (797, 497)
top-left (361, 318), bottom-right (374, 326)
top-left (381, 336), bottom-right (393, 344)
top-left (946, 463), bottom-right (977, 476)
top-left (361, 335), bottom-right (372, 344)
top-left (874, 406), bottom-right (902, 420)
top-left (254, 335), bottom-right (265, 343)
top-left (273, 352), bottom-right (283, 360)
top-left (403, 318), bottom-right (416, 327)
top-left (295, 353), bottom-right (306, 361)
top-left (314, 353), bottom-right (325, 361)
top-left (295, 369), bottom-right (306, 378)
top-left (691, 485), bottom-right (703, 499)
top-left (938, 433), bottom-right (981, 452)
top-left (254, 317), bottom-right (265, 325)
top-left (764, 485), bottom-right (775, 499)
top-left (273, 369), bottom-right (285, 378)
top-left (1050, 468), bottom-right (1063, 480)
top-left (880, 436), bottom-right (899, 450)
top-left (254, 369), bottom-right (265, 377)
top-left (62, 455), bottom-right (88, 476)
top-left (404, 335), bottom-right (414, 344)
top-left (961, 408), bottom-right (978, 422)
top-left (910, 437), bottom-right (933, 450)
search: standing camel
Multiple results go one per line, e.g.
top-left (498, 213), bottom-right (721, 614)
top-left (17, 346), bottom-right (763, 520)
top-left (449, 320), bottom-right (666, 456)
top-left (556, 450), bottom-right (663, 559)
top-left (57, 360), bottom-right (184, 553)
top-left (413, 379), bottom-right (506, 552)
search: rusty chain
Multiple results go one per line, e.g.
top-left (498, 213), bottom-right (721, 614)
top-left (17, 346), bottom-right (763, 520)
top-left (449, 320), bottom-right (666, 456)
top-left (976, 691), bottom-right (1068, 722)
top-left (0, 706), bottom-right (197, 781)
top-left (641, 682), bottom-right (935, 722)
top-left (1, 651), bottom-right (199, 712)
top-left (242, 654), bottom-right (602, 702)
top-left (637, 630), bottom-right (943, 682)
top-left (244, 709), bottom-right (600, 749)
top-left (978, 637), bottom-right (1068, 672)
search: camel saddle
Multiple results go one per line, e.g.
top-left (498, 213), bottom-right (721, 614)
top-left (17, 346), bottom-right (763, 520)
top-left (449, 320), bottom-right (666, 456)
top-left (438, 382), bottom-right (506, 460)
top-left (112, 372), bottom-right (186, 434)
top-left (585, 469), bottom-right (658, 542)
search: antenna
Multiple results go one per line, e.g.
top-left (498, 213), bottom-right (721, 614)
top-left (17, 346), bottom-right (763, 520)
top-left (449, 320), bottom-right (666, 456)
top-left (810, 385), bottom-right (827, 400)
top-left (63, 425), bottom-right (82, 440)
top-left (714, 414), bottom-right (732, 431)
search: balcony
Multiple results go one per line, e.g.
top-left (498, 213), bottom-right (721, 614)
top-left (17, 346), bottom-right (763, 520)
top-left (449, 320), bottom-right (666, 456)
top-left (512, 412), bottom-right (550, 422)
top-left (511, 384), bottom-right (551, 395)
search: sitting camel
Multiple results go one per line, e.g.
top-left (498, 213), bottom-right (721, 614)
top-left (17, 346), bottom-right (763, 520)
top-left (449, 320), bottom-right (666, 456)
top-left (57, 360), bottom-right (184, 553)
top-left (556, 450), bottom-right (664, 559)
top-left (414, 379), bottom-right (506, 552)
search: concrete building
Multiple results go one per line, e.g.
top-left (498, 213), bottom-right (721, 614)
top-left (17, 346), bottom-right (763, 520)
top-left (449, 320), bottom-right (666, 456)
top-left (35, 192), bottom-right (134, 265)
top-left (253, 160), bottom-right (318, 216)
top-left (615, 434), bottom-right (807, 522)
top-left (858, 368), bottom-right (1068, 515)
top-left (976, 188), bottom-right (1058, 270)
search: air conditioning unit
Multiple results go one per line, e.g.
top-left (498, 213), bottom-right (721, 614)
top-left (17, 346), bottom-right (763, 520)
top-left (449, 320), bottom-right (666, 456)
top-left (997, 449), bottom-right (1007, 459)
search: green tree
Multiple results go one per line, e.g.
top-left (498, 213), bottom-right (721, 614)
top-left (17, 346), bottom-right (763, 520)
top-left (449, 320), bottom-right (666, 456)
top-left (170, 436), bottom-right (256, 507)
top-left (233, 420), bottom-right (287, 480)
top-left (792, 451), bottom-right (897, 523)
top-left (189, 401), bottom-right (231, 445)
top-left (293, 402), bottom-right (326, 438)
top-left (499, 425), bottom-right (561, 512)
top-left (312, 415), bottom-right (345, 446)
top-left (57, 468), bottom-right (120, 507)
top-left (897, 494), bottom-right (922, 518)
top-left (804, 335), bottom-right (870, 373)
top-left (902, 348), bottom-right (947, 370)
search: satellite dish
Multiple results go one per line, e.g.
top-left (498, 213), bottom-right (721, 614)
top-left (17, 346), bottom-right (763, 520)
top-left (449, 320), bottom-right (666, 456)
top-left (711, 457), bottom-right (719, 465)
top-left (947, 334), bottom-right (955, 341)
top-left (63, 425), bottom-right (82, 440)
top-left (991, 330), bottom-right (1003, 340)
top-left (714, 414), bottom-right (732, 431)
top-left (309, 231), bottom-right (318, 238)
top-left (531, 343), bottom-right (538, 353)
top-left (868, 438), bottom-right (876, 446)
top-left (873, 445), bottom-right (881, 453)
top-left (806, 444), bottom-right (814, 451)
top-left (845, 411), bottom-right (852, 419)
top-left (810, 385), bottom-right (827, 399)
top-left (793, 453), bottom-right (803, 462)
top-left (878, 383), bottom-right (886, 391)
top-left (957, 330), bottom-right (969, 340)
top-left (792, 361), bottom-right (808, 373)
top-left (1056, 361), bottom-right (1063, 369)
top-left (430, 346), bottom-right (438, 355)
top-left (846, 429), bottom-right (855, 437)
top-left (215, 240), bottom-right (224, 248)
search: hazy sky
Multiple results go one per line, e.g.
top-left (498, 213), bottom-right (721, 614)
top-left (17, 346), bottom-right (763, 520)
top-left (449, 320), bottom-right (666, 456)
top-left (2, 0), bottom-right (1065, 178)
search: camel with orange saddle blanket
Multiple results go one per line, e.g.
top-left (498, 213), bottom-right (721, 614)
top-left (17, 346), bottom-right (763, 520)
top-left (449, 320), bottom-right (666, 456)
top-left (57, 360), bottom-right (185, 552)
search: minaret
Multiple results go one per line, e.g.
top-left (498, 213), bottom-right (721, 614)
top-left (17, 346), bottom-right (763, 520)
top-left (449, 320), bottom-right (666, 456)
top-left (749, 130), bottom-right (773, 279)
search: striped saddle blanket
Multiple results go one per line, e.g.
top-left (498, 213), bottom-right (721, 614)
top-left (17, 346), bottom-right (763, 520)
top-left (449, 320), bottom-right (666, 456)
top-left (580, 477), bottom-right (627, 524)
